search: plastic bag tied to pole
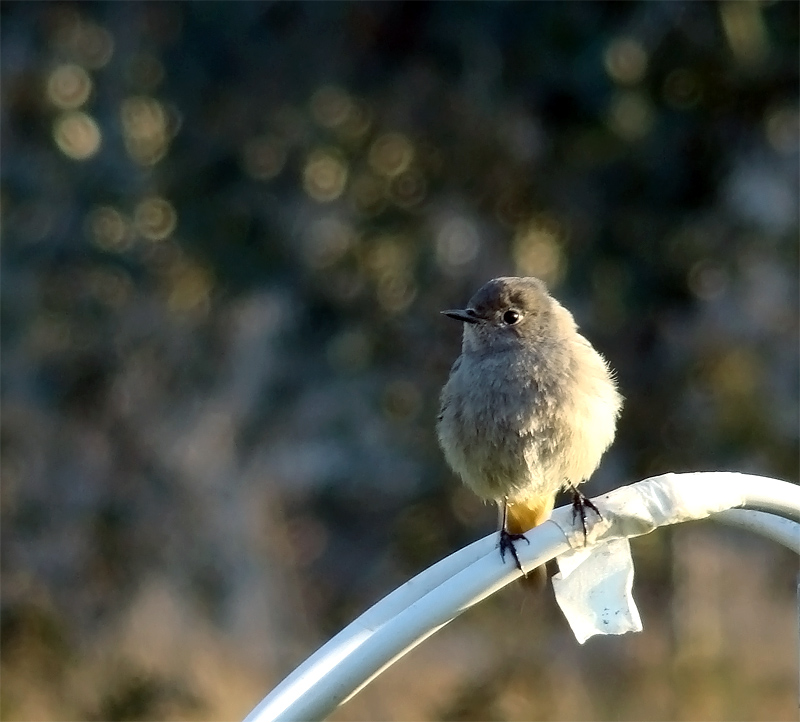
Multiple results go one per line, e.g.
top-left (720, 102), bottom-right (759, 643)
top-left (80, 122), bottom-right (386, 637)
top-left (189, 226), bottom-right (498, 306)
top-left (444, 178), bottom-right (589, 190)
top-left (549, 473), bottom-right (747, 644)
top-left (551, 537), bottom-right (641, 643)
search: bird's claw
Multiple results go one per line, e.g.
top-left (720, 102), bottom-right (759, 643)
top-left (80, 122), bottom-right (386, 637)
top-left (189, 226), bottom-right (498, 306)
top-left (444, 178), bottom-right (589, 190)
top-left (499, 528), bottom-right (529, 573)
top-left (571, 488), bottom-right (602, 540)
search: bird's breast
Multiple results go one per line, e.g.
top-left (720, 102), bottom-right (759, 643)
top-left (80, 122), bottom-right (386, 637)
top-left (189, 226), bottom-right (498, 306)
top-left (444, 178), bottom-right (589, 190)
top-left (437, 342), bottom-right (620, 502)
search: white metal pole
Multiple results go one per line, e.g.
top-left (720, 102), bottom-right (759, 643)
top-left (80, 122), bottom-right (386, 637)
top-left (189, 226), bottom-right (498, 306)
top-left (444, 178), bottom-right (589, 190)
top-left (244, 473), bottom-right (800, 722)
top-left (714, 508), bottom-right (799, 552)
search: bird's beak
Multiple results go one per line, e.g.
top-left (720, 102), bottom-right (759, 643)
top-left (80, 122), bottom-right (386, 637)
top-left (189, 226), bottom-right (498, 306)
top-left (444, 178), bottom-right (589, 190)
top-left (441, 308), bottom-right (480, 324)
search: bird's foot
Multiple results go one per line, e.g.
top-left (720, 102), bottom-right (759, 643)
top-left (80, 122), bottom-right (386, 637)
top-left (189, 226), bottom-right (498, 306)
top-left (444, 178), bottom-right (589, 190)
top-left (498, 529), bottom-right (530, 573)
top-left (570, 487), bottom-right (602, 541)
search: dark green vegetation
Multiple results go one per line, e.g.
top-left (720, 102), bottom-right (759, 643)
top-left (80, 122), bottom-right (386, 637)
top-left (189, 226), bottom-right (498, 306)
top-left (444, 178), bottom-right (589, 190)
top-left (2, 2), bottom-right (797, 719)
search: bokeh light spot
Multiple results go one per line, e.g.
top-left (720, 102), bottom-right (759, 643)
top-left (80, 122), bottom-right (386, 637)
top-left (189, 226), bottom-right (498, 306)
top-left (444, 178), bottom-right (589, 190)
top-left (52, 14), bottom-right (114, 69)
top-left (167, 261), bottom-right (213, 315)
top-left (362, 235), bottom-right (417, 313)
top-left (120, 96), bottom-right (170, 165)
top-left (134, 197), bottom-right (177, 241)
top-left (53, 111), bottom-right (101, 160)
top-left (335, 101), bottom-right (372, 142)
top-left (242, 136), bottom-right (287, 181)
top-left (303, 149), bottom-right (348, 202)
top-left (435, 217), bottom-right (480, 273)
top-left (47, 64), bottom-right (92, 110)
top-left (765, 106), bottom-right (799, 154)
top-left (81, 24), bottom-right (114, 69)
top-left (604, 37), bottom-right (648, 85)
top-left (512, 218), bottom-right (565, 286)
top-left (368, 133), bottom-right (414, 178)
top-left (364, 235), bottom-right (411, 281)
top-left (607, 91), bottom-right (654, 141)
top-left (389, 170), bottom-right (426, 208)
top-left (720, 0), bottom-right (767, 66)
top-left (86, 206), bottom-right (132, 251)
top-left (376, 276), bottom-right (416, 314)
top-left (310, 85), bottom-right (353, 129)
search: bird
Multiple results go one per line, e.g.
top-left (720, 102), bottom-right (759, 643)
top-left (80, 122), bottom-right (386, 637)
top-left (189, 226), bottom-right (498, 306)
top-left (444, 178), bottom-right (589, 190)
top-left (436, 276), bottom-right (623, 578)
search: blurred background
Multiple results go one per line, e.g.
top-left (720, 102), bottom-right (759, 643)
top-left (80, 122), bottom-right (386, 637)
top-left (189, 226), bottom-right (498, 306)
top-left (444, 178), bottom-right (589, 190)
top-left (1, 1), bottom-right (798, 720)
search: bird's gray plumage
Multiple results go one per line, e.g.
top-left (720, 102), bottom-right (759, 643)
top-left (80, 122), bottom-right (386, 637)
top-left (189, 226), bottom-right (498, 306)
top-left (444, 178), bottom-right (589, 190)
top-left (437, 276), bottom-right (622, 506)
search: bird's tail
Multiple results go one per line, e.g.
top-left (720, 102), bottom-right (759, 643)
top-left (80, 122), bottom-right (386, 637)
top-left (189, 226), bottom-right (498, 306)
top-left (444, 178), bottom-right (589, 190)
top-left (505, 494), bottom-right (556, 587)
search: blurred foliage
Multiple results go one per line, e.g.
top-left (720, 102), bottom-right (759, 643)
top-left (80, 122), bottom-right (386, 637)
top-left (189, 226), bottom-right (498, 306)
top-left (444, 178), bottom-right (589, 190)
top-left (1, 1), bottom-right (798, 720)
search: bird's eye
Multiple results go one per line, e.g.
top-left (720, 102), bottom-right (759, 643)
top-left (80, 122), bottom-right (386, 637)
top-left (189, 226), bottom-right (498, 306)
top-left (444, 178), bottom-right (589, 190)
top-left (503, 309), bottom-right (521, 325)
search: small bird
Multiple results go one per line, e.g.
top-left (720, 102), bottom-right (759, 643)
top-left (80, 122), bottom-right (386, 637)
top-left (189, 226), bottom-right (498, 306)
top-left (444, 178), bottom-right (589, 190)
top-left (437, 276), bottom-right (622, 577)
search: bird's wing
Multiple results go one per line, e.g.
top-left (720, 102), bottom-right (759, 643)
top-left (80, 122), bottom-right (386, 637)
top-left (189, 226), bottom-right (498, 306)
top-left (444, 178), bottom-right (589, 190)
top-left (437, 356), bottom-right (462, 421)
